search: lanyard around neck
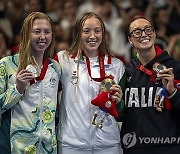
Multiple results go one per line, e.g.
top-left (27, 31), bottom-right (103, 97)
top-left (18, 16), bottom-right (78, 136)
top-left (82, 51), bottom-right (113, 82)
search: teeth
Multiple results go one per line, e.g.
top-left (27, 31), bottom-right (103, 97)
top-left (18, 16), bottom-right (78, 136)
top-left (38, 42), bottom-right (46, 45)
top-left (141, 40), bottom-right (149, 43)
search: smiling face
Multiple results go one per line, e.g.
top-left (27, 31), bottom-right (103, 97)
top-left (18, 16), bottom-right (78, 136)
top-left (81, 17), bottom-right (102, 57)
top-left (30, 19), bottom-right (52, 56)
top-left (128, 18), bottom-right (156, 51)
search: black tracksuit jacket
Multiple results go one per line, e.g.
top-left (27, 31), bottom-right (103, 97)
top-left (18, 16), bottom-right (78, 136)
top-left (121, 48), bottom-right (180, 154)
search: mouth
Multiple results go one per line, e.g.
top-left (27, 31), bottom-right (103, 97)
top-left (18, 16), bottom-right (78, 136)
top-left (37, 42), bottom-right (46, 46)
top-left (140, 39), bottom-right (150, 44)
top-left (87, 40), bottom-right (98, 46)
top-left (88, 40), bottom-right (97, 43)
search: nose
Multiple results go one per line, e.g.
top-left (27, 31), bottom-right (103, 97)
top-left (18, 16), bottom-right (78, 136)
top-left (90, 31), bottom-right (96, 38)
top-left (141, 30), bottom-right (147, 37)
top-left (40, 32), bottom-right (46, 39)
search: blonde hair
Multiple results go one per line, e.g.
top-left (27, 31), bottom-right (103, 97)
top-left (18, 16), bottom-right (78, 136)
top-left (17, 12), bottom-right (55, 73)
top-left (67, 12), bottom-right (108, 57)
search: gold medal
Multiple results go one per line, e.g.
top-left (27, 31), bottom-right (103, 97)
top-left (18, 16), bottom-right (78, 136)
top-left (100, 78), bottom-right (115, 92)
top-left (92, 77), bottom-right (115, 129)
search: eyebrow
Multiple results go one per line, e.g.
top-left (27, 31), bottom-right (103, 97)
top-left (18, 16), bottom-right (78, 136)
top-left (83, 26), bottom-right (101, 29)
top-left (132, 25), bottom-right (152, 30)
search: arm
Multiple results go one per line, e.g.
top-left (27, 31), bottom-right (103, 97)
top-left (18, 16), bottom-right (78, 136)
top-left (159, 67), bottom-right (180, 110)
top-left (110, 71), bottom-right (126, 121)
top-left (0, 59), bottom-right (22, 115)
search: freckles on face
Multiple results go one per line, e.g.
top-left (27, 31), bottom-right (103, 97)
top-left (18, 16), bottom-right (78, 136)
top-left (30, 19), bottom-right (52, 53)
top-left (129, 19), bottom-right (156, 50)
top-left (81, 17), bottom-right (102, 54)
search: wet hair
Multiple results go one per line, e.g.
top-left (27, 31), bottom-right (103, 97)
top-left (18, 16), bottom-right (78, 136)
top-left (128, 16), bottom-right (153, 35)
top-left (67, 12), bottom-right (108, 56)
top-left (17, 12), bottom-right (55, 72)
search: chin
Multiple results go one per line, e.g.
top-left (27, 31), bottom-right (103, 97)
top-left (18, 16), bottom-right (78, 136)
top-left (140, 44), bottom-right (153, 50)
top-left (88, 47), bottom-right (98, 52)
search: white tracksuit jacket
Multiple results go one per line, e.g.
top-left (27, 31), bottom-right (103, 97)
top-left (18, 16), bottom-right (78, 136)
top-left (57, 50), bottom-right (125, 154)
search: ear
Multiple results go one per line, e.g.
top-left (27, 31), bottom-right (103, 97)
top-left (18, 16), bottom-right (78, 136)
top-left (128, 36), bottom-right (133, 45)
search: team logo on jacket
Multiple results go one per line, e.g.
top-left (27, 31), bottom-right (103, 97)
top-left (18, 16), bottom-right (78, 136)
top-left (126, 76), bottom-right (132, 82)
top-left (71, 70), bottom-right (78, 85)
top-left (50, 78), bottom-right (56, 87)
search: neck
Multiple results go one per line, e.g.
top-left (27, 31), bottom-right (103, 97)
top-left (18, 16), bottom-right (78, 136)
top-left (138, 47), bottom-right (156, 66)
top-left (32, 54), bottom-right (44, 67)
top-left (83, 50), bottom-right (98, 58)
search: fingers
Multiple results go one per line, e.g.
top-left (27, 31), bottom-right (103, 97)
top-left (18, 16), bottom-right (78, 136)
top-left (110, 85), bottom-right (123, 104)
top-left (17, 69), bottom-right (35, 82)
top-left (159, 68), bottom-right (176, 93)
top-left (16, 69), bottom-right (35, 94)
top-left (159, 68), bottom-right (174, 81)
top-left (16, 69), bottom-right (35, 87)
top-left (159, 68), bottom-right (173, 75)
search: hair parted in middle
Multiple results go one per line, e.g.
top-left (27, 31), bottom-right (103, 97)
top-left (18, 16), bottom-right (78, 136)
top-left (17, 12), bottom-right (55, 73)
top-left (67, 12), bottom-right (108, 57)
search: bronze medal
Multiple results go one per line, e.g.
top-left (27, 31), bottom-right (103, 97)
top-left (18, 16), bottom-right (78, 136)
top-left (153, 63), bottom-right (167, 112)
top-left (153, 63), bottom-right (167, 77)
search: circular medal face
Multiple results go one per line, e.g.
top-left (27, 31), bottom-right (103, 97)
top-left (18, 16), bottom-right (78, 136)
top-left (153, 63), bottom-right (167, 74)
top-left (105, 101), bottom-right (112, 108)
top-left (26, 65), bottom-right (38, 77)
top-left (101, 78), bottom-right (115, 92)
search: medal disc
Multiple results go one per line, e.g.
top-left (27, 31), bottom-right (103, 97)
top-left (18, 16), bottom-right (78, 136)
top-left (26, 65), bottom-right (38, 77)
top-left (100, 78), bottom-right (115, 92)
top-left (153, 63), bottom-right (167, 74)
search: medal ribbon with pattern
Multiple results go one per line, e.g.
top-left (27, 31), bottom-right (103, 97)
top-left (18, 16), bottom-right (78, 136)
top-left (82, 51), bottom-right (113, 82)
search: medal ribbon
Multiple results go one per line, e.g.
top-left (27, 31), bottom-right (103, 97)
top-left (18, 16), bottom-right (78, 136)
top-left (30, 57), bottom-right (49, 85)
top-left (82, 51), bottom-right (113, 82)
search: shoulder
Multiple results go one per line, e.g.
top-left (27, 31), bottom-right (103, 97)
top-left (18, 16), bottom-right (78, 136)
top-left (108, 55), bottom-right (126, 75)
top-left (56, 50), bottom-right (67, 58)
top-left (49, 58), bottom-right (61, 77)
top-left (109, 54), bottom-right (125, 66)
top-left (0, 54), bottom-right (18, 65)
top-left (56, 50), bottom-right (70, 62)
top-left (163, 54), bottom-right (180, 79)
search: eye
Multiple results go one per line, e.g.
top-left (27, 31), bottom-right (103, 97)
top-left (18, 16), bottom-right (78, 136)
top-left (32, 30), bottom-right (40, 34)
top-left (145, 27), bottom-right (153, 33)
top-left (83, 29), bottom-right (90, 34)
top-left (95, 29), bottom-right (101, 34)
top-left (44, 30), bottom-right (52, 34)
top-left (133, 29), bottom-right (141, 36)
